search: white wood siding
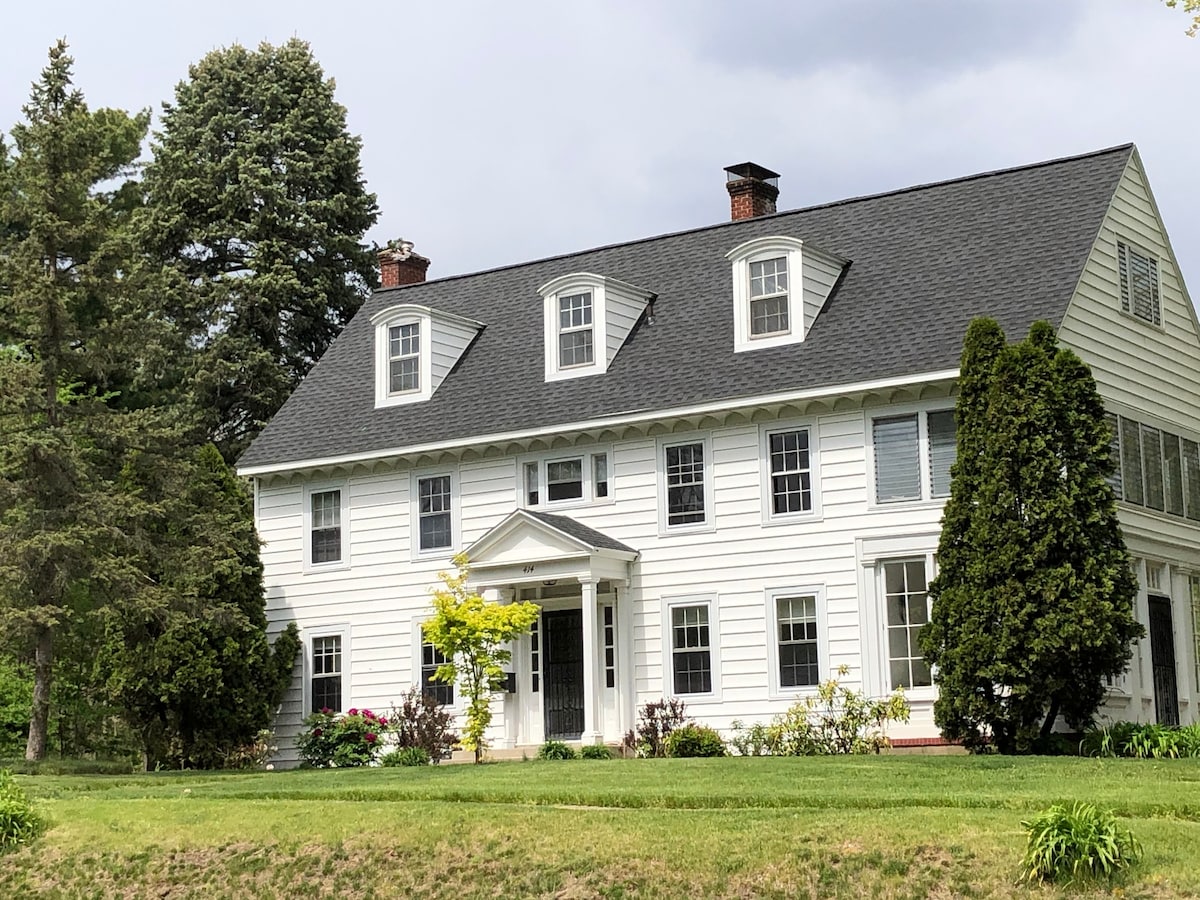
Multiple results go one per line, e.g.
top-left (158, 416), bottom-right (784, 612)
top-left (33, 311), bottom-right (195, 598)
top-left (802, 252), bottom-right (843, 337)
top-left (430, 319), bottom-right (479, 393)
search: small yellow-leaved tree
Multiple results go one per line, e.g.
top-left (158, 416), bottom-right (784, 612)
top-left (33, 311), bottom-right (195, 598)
top-left (422, 555), bottom-right (540, 762)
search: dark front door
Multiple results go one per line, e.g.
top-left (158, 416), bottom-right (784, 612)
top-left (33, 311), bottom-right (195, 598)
top-left (1148, 595), bottom-right (1180, 727)
top-left (543, 609), bottom-right (584, 739)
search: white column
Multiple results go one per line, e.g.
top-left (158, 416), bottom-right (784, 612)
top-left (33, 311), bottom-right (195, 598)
top-left (617, 583), bottom-right (636, 737)
top-left (580, 578), bottom-right (600, 744)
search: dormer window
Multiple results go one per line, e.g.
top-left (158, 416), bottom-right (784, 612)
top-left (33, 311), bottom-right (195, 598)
top-left (388, 322), bottom-right (421, 393)
top-left (726, 236), bottom-right (846, 354)
top-left (540, 273), bottom-right (654, 382)
top-left (558, 292), bottom-right (595, 367)
top-left (372, 304), bottom-right (484, 408)
top-left (749, 257), bottom-right (789, 336)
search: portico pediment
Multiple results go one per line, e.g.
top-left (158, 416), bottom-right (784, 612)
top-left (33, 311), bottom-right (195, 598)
top-left (467, 509), bottom-right (638, 588)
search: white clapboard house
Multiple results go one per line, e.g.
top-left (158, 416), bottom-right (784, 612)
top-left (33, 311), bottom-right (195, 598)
top-left (237, 145), bottom-right (1200, 762)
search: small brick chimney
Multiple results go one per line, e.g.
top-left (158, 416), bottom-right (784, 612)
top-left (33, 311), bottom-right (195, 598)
top-left (724, 162), bottom-right (780, 221)
top-left (378, 239), bottom-right (431, 288)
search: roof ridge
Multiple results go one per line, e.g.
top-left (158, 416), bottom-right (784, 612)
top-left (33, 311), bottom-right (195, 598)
top-left (376, 143), bottom-right (1135, 292)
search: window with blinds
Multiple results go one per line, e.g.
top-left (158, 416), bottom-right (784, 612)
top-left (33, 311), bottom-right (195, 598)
top-left (1110, 411), bottom-right (1200, 522)
top-left (872, 409), bottom-right (956, 503)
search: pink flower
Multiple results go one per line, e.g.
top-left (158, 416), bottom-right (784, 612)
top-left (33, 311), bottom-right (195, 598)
top-left (347, 708), bottom-right (358, 716)
top-left (312, 728), bottom-right (323, 737)
top-left (365, 732), bottom-right (377, 743)
top-left (378, 716), bottom-right (388, 726)
top-left (363, 710), bottom-right (375, 720)
top-left (320, 707), bottom-right (331, 715)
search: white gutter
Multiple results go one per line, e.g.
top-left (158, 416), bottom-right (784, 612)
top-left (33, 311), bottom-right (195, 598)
top-left (238, 367), bottom-right (961, 477)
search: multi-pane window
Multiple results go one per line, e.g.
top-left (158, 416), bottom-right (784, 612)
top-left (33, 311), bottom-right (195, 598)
top-left (523, 452), bottom-right (610, 507)
top-left (421, 641), bottom-right (454, 706)
top-left (558, 292), bottom-right (594, 368)
top-left (777, 595), bottom-right (819, 688)
top-left (603, 605), bottom-right (616, 689)
top-left (310, 489), bottom-right (342, 565)
top-left (311, 635), bottom-right (342, 712)
top-left (882, 560), bottom-right (932, 690)
top-left (1118, 240), bottom-right (1161, 326)
top-left (768, 428), bottom-right (812, 515)
top-left (671, 605), bottom-right (712, 694)
top-left (872, 410), bottom-right (956, 503)
top-left (665, 442), bottom-right (706, 526)
top-left (547, 459), bottom-right (584, 502)
top-left (1110, 412), bottom-right (1200, 522)
top-left (388, 322), bottom-right (420, 394)
top-left (418, 475), bottom-right (452, 551)
top-left (749, 256), bottom-right (789, 336)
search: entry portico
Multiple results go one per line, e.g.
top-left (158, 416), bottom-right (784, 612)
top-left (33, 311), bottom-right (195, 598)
top-left (467, 509), bottom-right (639, 745)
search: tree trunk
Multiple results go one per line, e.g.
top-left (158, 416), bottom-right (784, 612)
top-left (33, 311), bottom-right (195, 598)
top-left (25, 624), bottom-right (54, 761)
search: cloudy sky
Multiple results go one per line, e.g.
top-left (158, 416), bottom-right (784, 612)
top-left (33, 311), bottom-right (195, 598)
top-left (4, 1), bottom-right (1198, 289)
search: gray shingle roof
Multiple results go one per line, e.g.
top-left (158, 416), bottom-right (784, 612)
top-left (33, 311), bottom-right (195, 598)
top-left (239, 145), bottom-right (1131, 471)
top-left (524, 511), bottom-right (638, 555)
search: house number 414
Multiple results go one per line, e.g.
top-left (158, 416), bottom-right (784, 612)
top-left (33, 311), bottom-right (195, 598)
top-left (522, 564), bottom-right (535, 574)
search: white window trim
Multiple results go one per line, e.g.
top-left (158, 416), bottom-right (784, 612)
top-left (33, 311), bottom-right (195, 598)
top-left (759, 420), bottom-right (822, 525)
top-left (657, 433), bottom-right (715, 536)
top-left (857, 535), bottom-right (939, 701)
top-left (302, 480), bottom-right (351, 573)
top-left (661, 594), bottom-right (721, 702)
top-left (726, 235), bottom-right (805, 353)
top-left (303, 623), bottom-right (350, 717)
top-left (518, 447), bottom-right (614, 510)
top-left (410, 618), bottom-right (462, 714)
top-left (373, 306), bottom-right (433, 407)
top-left (409, 468), bottom-right (460, 561)
top-left (1116, 237), bottom-right (1163, 330)
top-left (865, 400), bottom-right (956, 509)
top-left (765, 584), bottom-right (828, 699)
top-left (541, 273), bottom-right (608, 381)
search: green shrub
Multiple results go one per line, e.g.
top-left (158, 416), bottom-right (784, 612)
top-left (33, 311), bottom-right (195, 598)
top-left (728, 720), bottom-right (773, 757)
top-left (537, 740), bottom-right (576, 760)
top-left (0, 660), bottom-right (32, 758)
top-left (579, 744), bottom-right (613, 760)
top-left (0, 769), bottom-right (46, 853)
top-left (382, 746), bottom-right (431, 767)
top-left (767, 666), bottom-right (910, 755)
top-left (666, 724), bottom-right (726, 758)
top-left (621, 698), bottom-right (689, 758)
top-left (389, 688), bottom-right (456, 762)
top-left (1020, 802), bottom-right (1141, 884)
top-left (295, 708), bottom-right (386, 768)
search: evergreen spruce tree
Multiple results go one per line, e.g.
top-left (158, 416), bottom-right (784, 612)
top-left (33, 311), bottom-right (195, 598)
top-left (140, 39), bottom-right (379, 462)
top-left (922, 319), bottom-right (1142, 752)
top-left (0, 41), bottom-right (154, 760)
top-left (102, 445), bottom-right (300, 769)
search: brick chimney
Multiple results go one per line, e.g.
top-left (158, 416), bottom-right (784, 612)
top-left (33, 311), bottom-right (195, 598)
top-left (724, 162), bottom-right (780, 221)
top-left (378, 239), bottom-right (431, 288)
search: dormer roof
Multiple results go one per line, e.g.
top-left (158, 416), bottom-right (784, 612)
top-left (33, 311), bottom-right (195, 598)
top-left (239, 144), bottom-right (1135, 474)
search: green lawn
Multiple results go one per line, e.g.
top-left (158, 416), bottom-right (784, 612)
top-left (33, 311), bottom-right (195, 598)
top-left (5, 756), bottom-right (1200, 898)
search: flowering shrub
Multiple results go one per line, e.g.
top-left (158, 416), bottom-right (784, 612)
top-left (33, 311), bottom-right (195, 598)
top-left (296, 708), bottom-right (387, 768)
top-left (389, 687), bottom-right (456, 762)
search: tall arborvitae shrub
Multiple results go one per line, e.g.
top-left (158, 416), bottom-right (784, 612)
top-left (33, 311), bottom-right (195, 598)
top-left (921, 319), bottom-right (1142, 753)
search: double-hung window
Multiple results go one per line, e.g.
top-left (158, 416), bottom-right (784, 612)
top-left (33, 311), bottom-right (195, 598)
top-left (1110, 411), bottom-right (1200, 521)
top-left (664, 441), bottom-right (707, 528)
top-left (749, 256), bottom-right (789, 337)
top-left (421, 641), bottom-right (454, 706)
top-left (522, 450), bottom-right (611, 507)
top-left (871, 409), bottom-right (956, 504)
top-left (671, 604), bottom-right (712, 694)
top-left (558, 292), bottom-right (594, 368)
top-left (776, 594), bottom-right (819, 689)
top-left (417, 475), bottom-right (453, 552)
top-left (765, 427), bottom-right (814, 517)
top-left (311, 635), bottom-right (343, 712)
top-left (388, 322), bottom-right (420, 394)
top-left (306, 486), bottom-right (348, 570)
top-left (1117, 240), bottom-right (1161, 327)
top-left (881, 559), bottom-right (933, 690)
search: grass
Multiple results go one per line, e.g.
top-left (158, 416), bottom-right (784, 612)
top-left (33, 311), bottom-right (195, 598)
top-left (3, 756), bottom-right (1200, 898)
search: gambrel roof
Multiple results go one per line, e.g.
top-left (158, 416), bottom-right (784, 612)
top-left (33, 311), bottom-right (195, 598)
top-left (238, 144), bottom-right (1134, 472)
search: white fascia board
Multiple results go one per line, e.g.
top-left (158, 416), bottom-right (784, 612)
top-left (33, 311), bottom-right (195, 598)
top-left (238, 367), bottom-right (961, 477)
